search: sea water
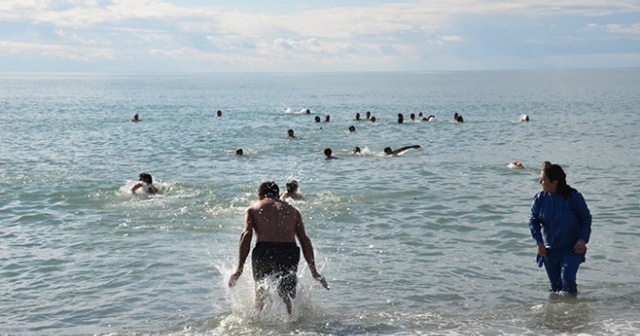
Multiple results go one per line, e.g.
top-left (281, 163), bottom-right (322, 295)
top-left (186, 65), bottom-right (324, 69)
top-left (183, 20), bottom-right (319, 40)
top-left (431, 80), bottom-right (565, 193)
top-left (1, 69), bottom-right (639, 336)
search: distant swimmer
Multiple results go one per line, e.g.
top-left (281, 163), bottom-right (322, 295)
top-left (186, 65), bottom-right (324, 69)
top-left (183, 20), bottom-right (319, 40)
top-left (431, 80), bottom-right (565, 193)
top-left (365, 111), bottom-right (371, 120)
top-left (355, 113), bottom-right (361, 121)
top-left (287, 129), bottom-right (296, 139)
top-left (315, 116), bottom-right (321, 123)
top-left (370, 116), bottom-right (376, 122)
top-left (325, 115), bottom-right (331, 122)
top-left (131, 172), bottom-right (158, 194)
top-left (519, 114), bottom-right (530, 122)
top-left (131, 113), bottom-right (140, 122)
top-left (508, 161), bottom-right (524, 169)
top-left (457, 115), bottom-right (464, 123)
top-left (324, 148), bottom-right (337, 160)
top-left (348, 125), bottom-right (356, 133)
top-left (236, 148), bottom-right (244, 156)
top-left (423, 114), bottom-right (435, 121)
top-left (410, 113), bottom-right (416, 121)
top-left (305, 109), bottom-right (311, 114)
top-left (281, 180), bottom-right (304, 201)
top-left (216, 110), bottom-right (222, 117)
top-left (353, 146), bottom-right (361, 154)
top-left (453, 112), bottom-right (459, 121)
top-left (398, 113), bottom-right (404, 124)
top-left (228, 181), bottom-right (329, 315)
top-left (384, 145), bottom-right (421, 156)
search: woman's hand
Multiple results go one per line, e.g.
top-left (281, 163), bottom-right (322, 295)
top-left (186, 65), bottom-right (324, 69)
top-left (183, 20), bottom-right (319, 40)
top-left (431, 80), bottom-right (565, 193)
top-left (573, 240), bottom-right (587, 254)
top-left (537, 242), bottom-right (547, 257)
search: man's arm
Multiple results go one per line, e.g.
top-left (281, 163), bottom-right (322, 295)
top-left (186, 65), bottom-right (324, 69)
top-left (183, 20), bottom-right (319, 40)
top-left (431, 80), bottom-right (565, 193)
top-left (228, 209), bottom-right (254, 287)
top-left (295, 213), bottom-right (330, 290)
top-left (392, 144), bottom-right (421, 155)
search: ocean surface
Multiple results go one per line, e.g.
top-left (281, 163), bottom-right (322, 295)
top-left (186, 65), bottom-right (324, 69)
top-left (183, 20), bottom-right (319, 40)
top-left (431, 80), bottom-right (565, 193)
top-left (1, 69), bottom-right (639, 336)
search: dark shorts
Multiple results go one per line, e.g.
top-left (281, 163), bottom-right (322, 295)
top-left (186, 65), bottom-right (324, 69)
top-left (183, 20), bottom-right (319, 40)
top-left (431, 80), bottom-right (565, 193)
top-left (252, 242), bottom-right (300, 298)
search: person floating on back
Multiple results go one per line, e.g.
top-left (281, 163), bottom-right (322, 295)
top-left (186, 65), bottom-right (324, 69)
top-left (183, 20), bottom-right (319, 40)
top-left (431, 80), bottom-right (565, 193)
top-left (384, 145), bottom-right (421, 156)
top-left (228, 181), bottom-right (329, 314)
top-left (131, 173), bottom-right (158, 194)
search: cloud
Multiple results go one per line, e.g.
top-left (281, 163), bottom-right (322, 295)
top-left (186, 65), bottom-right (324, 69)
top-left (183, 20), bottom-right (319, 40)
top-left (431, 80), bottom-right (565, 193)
top-left (1, 0), bottom-right (640, 71)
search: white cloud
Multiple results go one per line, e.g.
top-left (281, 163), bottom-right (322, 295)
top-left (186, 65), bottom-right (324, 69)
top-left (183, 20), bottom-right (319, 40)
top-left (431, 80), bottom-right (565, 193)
top-left (1, 0), bottom-right (640, 71)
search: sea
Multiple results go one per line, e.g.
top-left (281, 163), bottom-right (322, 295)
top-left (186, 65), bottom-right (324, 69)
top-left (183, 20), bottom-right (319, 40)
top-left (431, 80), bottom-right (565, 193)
top-left (1, 68), bottom-right (639, 336)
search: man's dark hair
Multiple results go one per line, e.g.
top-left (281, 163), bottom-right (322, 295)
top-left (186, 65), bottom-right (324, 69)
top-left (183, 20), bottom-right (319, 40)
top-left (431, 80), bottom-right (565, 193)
top-left (258, 181), bottom-right (279, 198)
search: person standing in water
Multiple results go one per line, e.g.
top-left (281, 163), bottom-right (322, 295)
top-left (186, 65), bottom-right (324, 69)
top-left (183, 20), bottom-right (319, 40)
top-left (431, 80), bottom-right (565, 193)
top-left (228, 181), bottom-right (329, 314)
top-left (529, 162), bottom-right (592, 295)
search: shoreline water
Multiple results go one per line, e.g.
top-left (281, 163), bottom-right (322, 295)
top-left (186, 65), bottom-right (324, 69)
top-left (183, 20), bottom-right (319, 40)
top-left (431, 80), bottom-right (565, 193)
top-left (1, 68), bottom-right (639, 335)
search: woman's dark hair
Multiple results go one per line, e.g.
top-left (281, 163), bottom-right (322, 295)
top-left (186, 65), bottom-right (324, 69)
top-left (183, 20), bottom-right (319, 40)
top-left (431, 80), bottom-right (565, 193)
top-left (258, 181), bottom-right (279, 198)
top-left (139, 173), bottom-right (153, 184)
top-left (286, 180), bottom-right (298, 193)
top-left (544, 164), bottom-right (576, 198)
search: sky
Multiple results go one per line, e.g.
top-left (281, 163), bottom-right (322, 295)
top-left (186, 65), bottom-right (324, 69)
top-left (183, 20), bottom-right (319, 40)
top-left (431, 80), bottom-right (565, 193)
top-left (0, 0), bottom-right (639, 72)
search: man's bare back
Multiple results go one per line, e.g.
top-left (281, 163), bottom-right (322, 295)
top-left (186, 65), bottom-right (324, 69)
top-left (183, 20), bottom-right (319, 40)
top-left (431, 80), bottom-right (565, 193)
top-left (247, 198), bottom-right (301, 243)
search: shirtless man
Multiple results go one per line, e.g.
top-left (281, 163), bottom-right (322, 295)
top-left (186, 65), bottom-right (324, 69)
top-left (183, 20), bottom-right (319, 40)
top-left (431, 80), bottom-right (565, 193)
top-left (228, 182), bottom-right (329, 314)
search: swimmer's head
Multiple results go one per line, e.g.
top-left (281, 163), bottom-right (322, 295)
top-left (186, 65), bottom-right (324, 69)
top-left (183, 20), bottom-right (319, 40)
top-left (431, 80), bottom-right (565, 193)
top-left (286, 180), bottom-right (299, 193)
top-left (235, 148), bottom-right (243, 156)
top-left (258, 181), bottom-right (279, 199)
top-left (384, 147), bottom-right (392, 155)
top-left (133, 113), bottom-right (139, 121)
top-left (315, 116), bottom-right (321, 122)
top-left (216, 110), bottom-right (222, 117)
top-left (348, 125), bottom-right (356, 132)
top-left (287, 129), bottom-right (295, 137)
top-left (138, 172), bottom-right (153, 184)
top-left (324, 148), bottom-right (332, 157)
top-left (353, 146), bottom-right (361, 154)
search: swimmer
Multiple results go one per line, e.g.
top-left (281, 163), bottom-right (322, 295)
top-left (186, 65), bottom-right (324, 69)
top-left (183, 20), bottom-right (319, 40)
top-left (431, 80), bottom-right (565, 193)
top-left (324, 148), bottom-right (337, 160)
top-left (353, 146), bottom-right (361, 154)
top-left (453, 112), bottom-right (459, 121)
top-left (355, 113), bottom-right (361, 121)
top-left (410, 113), bottom-right (416, 121)
top-left (305, 109), bottom-right (311, 114)
top-left (398, 113), bottom-right (404, 124)
top-left (287, 129), bottom-right (296, 139)
top-left (216, 110), bottom-right (222, 117)
top-left (325, 115), bottom-right (330, 122)
top-left (384, 145), bottom-right (421, 156)
top-left (456, 115), bottom-right (464, 123)
top-left (519, 114), bottom-right (530, 122)
top-left (370, 116), bottom-right (376, 122)
top-left (315, 116), bottom-right (321, 123)
top-left (281, 180), bottom-right (304, 201)
top-left (236, 148), bottom-right (243, 156)
top-left (131, 172), bottom-right (158, 194)
top-left (508, 161), bottom-right (524, 169)
top-left (423, 115), bottom-right (435, 121)
top-left (348, 125), bottom-right (356, 133)
top-left (365, 111), bottom-right (371, 120)
top-left (131, 113), bottom-right (140, 122)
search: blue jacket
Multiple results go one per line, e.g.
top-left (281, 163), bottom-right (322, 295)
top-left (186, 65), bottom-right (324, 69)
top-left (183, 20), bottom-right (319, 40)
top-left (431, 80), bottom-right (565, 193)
top-left (529, 190), bottom-right (592, 250)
